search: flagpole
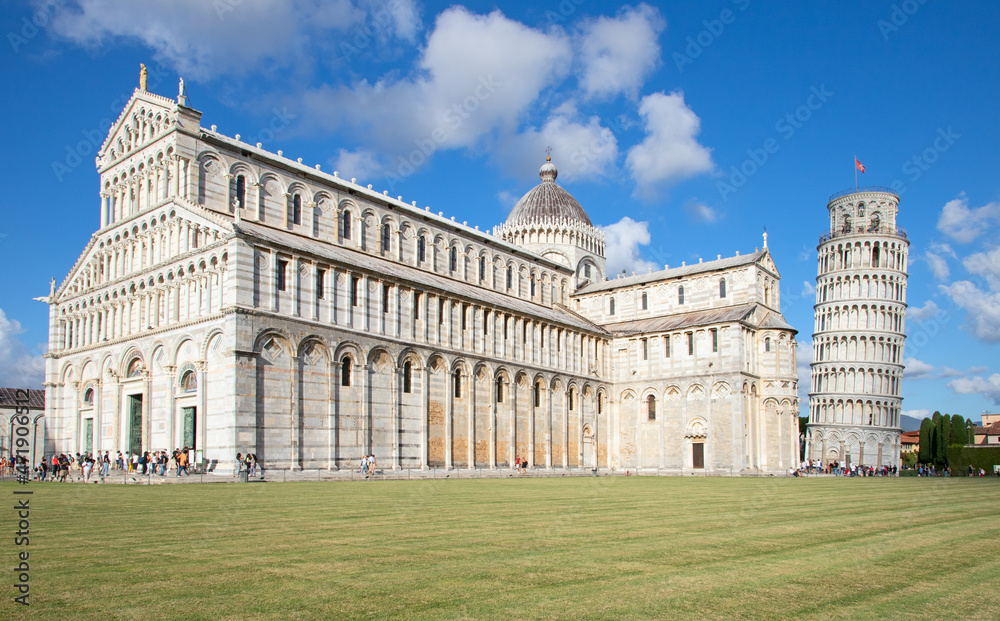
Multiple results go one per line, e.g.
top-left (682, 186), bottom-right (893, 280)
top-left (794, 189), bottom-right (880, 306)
top-left (854, 155), bottom-right (858, 191)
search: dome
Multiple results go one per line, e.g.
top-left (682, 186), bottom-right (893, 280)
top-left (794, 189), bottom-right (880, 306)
top-left (506, 157), bottom-right (592, 226)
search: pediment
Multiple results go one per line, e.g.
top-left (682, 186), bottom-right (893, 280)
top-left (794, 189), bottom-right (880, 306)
top-left (757, 249), bottom-right (780, 278)
top-left (98, 90), bottom-right (181, 167)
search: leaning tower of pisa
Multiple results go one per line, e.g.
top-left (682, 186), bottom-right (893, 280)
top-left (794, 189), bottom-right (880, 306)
top-left (805, 187), bottom-right (909, 469)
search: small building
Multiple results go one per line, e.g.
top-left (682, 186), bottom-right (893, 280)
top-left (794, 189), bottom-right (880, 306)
top-left (0, 388), bottom-right (45, 466)
top-left (900, 430), bottom-right (919, 453)
top-left (973, 420), bottom-right (1000, 446)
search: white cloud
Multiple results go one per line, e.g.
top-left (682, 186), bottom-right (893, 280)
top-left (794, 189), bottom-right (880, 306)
top-left (800, 280), bottom-right (815, 298)
top-left (600, 217), bottom-right (658, 276)
top-left (938, 367), bottom-right (963, 378)
top-left (331, 148), bottom-right (382, 181)
top-left (939, 280), bottom-right (1000, 343)
top-left (301, 7), bottom-right (571, 173)
top-left (0, 308), bottom-right (45, 389)
top-left (577, 4), bottom-right (665, 100)
top-left (923, 251), bottom-right (950, 280)
top-left (903, 357), bottom-right (936, 380)
top-left (902, 409), bottom-right (932, 420)
top-left (42, 0), bottom-right (392, 79)
top-left (963, 246), bottom-right (1000, 290)
top-left (947, 373), bottom-right (1000, 405)
top-left (936, 194), bottom-right (1000, 243)
top-left (686, 202), bottom-right (718, 224)
top-left (907, 299), bottom-right (940, 322)
top-left (625, 91), bottom-right (713, 194)
top-left (499, 101), bottom-right (618, 181)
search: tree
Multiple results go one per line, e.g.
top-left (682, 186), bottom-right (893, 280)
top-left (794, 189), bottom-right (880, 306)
top-left (932, 412), bottom-right (948, 466)
top-left (918, 416), bottom-right (933, 464)
top-left (950, 414), bottom-right (970, 446)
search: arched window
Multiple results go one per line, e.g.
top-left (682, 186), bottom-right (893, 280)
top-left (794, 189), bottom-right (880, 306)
top-left (450, 247), bottom-right (457, 273)
top-left (871, 212), bottom-right (881, 231)
top-left (495, 377), bottom-right (504, 403)
top-left (842, 215), bottom-right (852, 234)
top-left (857, 202), bottom-right (866, 217)
top-left (127, 358), bottom-right (143, 378)
top-left (598, 392), bottom-right (604, 415)
top-left (765, 337), bottom-right (772, 352)
top-left (235, 175), bottom-right (245, 209)
top-left (533, 382), bottom-right (541, 408)
top-left (506, 266), bottom-right (513, 290)
top-left (530, 274), bottom-right (536, 297)
top-left (453, 369), bottom-right (462, 398)
top-left (568, 389), bottom-right (574, 411)
top-left (647, 394), bottom-right (656, 421)
top-left (292, 194), bottom-right (301, 225)
top-left (417, 236), bottom-right (426, 263)
top-left (340, 356), bottom-right (352, 387)
top-left (719, 278), bottom-right (727, 298)
top-left (342, 210), bottom-right (352, 240)
top-left (403, 361), bottom-right (412, 394)
top-left (381, 223), bottom-right (391, 253)
top-left (609, 297), bottom-right (616, 315)
top-left (678, 286), bottom-right (685, 305)
top-left (584, 263), bottom-right (591, 278)
top-left (83, 387), bottom-right (94, 406)
top-left (181, 370), bottom-right (197, 393)
top-left (641, 292), bottom-right (648, 310)
top-left (479, 256), bottom-right (486, 281)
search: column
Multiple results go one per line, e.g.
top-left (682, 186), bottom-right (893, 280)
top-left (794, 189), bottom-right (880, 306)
top-left (391, 363), bottom-right (400, 470)
top-left (421, 366), bottom-right (430, 470)
top-left (100, 192), bottom-right (109, 228)
top-left (290, 356), bottom-right (301, 470)
top-left (165, 365), bottom-right (177, 450)
top-left (468, 371), bottom-right (476, 468)
top-left (545, 385), bottom-right (552, 469)
top-left (445, 368), bottom-right (454, 470)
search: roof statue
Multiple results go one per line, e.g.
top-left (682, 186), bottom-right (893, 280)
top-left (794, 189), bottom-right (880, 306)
top-left (139, 63), bottom-right (148, 91)
top-left (178, 77), bottom-right (187, 106)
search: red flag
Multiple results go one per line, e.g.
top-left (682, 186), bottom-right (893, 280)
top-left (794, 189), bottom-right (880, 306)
top-left (855, 157), bottom-right (865, 174)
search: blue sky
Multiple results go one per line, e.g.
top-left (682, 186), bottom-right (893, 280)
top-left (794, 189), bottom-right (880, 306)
top-left (1, 0), bottom-right (998, 423)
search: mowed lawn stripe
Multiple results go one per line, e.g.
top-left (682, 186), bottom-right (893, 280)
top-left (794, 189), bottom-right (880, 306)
top-left (3, 478), bottom-right (997, 620)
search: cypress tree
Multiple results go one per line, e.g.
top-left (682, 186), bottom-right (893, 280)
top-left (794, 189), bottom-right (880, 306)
top-left (950, 414), bottom-right (969, 446)
top-left (932, 411), bottom-right (946, 466)
top-left (918, 417), bottom-right (933, 464)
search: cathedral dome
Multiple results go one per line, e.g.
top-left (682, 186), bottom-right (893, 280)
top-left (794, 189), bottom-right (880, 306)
top-left (506, 157), bottom-right (592, 226)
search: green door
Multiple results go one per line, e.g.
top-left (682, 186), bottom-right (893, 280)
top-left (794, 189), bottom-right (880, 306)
top-left (182, 407), bottom-right (196, 450)
top-left (128, 395), bottom-right (143, 455)
top-left (84, 418), bottom-right (94, 454)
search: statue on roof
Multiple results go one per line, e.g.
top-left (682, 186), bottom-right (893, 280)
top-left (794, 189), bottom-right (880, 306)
top-left (139, 64), bottom-right (148, 91)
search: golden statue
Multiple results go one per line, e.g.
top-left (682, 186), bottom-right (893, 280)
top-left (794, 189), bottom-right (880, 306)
top-left (139, 63), bottom-right (148, 91)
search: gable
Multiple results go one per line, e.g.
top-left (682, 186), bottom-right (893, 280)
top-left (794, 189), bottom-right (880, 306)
top-left (98, 90), bottom-right (179, 168)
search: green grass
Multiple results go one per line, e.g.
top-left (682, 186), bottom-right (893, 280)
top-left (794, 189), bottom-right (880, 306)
top-left (2, 477), bottom-right (998, 620)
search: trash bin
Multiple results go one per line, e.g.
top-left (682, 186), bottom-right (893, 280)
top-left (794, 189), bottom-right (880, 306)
top-left (239, 469), bottom-right (248, 483)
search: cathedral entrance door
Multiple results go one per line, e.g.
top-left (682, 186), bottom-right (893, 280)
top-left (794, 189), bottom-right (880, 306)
top-left (692, 442), bottom-right (705, 469)
top-left (182, 407), bottom-right (196, 450)
top-left (128, 395), bottom-right (143, 455)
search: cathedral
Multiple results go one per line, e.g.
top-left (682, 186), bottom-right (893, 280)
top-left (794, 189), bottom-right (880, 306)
top-left (42, 78), bottom-right (800, 475)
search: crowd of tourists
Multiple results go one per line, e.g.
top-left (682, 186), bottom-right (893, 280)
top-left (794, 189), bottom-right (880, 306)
top-left (234, 453), bottom-right (260, 478)
top-left (909, 464), bottom-right (994, 477)
top-left (796, 459), bottom-right (898, 477)
top-left (0, 448), bottom-right (196, 482)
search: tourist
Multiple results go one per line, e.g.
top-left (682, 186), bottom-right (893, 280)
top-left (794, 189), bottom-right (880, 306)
top-left (235, 453), bottom-right (243, 477)
top-left (82, 454), bottom-right (94, 482)
top-left (176, 448), bottom-right (189, 476)
top-left (369, 454), bottom-right (377, 474)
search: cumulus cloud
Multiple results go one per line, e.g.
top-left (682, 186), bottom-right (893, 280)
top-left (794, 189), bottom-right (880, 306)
top-left (907, 299), bottom-right (940, 322)
top-left (963, 246), bottom-right (1000, 290)
top-left (40, 0), bottom-right (417, 79)
top-left (939, 280), bottom-right (1000, 343)
top-left (301, 7), bottom-right (571, 174)
top-left (923, 252), bottom-right (951, 281)
top-left (936, 194), bottom-right (1000, 243)
top-left (600, 217), bottom-right (658, 276)
top-left (800, 280), bottom-right (815, 298)
top-left (625, 91), bottom-right (713, 194)
top-left (498, 101), bottom-right (618, 181)
top-left (0, 309), bottom-right (45, 389)
top-left (577, 4), bottom-right (665, 100)
top-left (948, 373), bottom-right (1000, 405)
top-left (938, 367), bottom-right (964, 379)
top-left (902, 409), bottom-right (932, 420)
top-left (686, 202), bottom-right (718, 223)
top-left (903, 357), bottom-right (936, 380)
top-left (331, 148), bottom-right (382, 181)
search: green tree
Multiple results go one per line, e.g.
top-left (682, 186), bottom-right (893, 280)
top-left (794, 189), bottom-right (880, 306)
top-left (918, 416), bottom-right (933, 464)
top-left (932, 412), bottom-right (948, 466)
top-left (950, 414), bottom-right (970, 446)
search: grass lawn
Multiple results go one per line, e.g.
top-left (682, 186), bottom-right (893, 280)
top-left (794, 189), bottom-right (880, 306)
top-left (2, 476), bottom-right (998, 620)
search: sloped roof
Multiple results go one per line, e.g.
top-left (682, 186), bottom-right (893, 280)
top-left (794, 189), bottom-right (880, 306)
top-left (0, 388), bottom-right (44, 409)
top-left (577, 250), bottom-right (769, 295)
top-left (507, 160), bottom-right (591, 226)
top-left (599, 303), bottom-right (797, 337)
top-left (234, 221), bottom-right (607, 335)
